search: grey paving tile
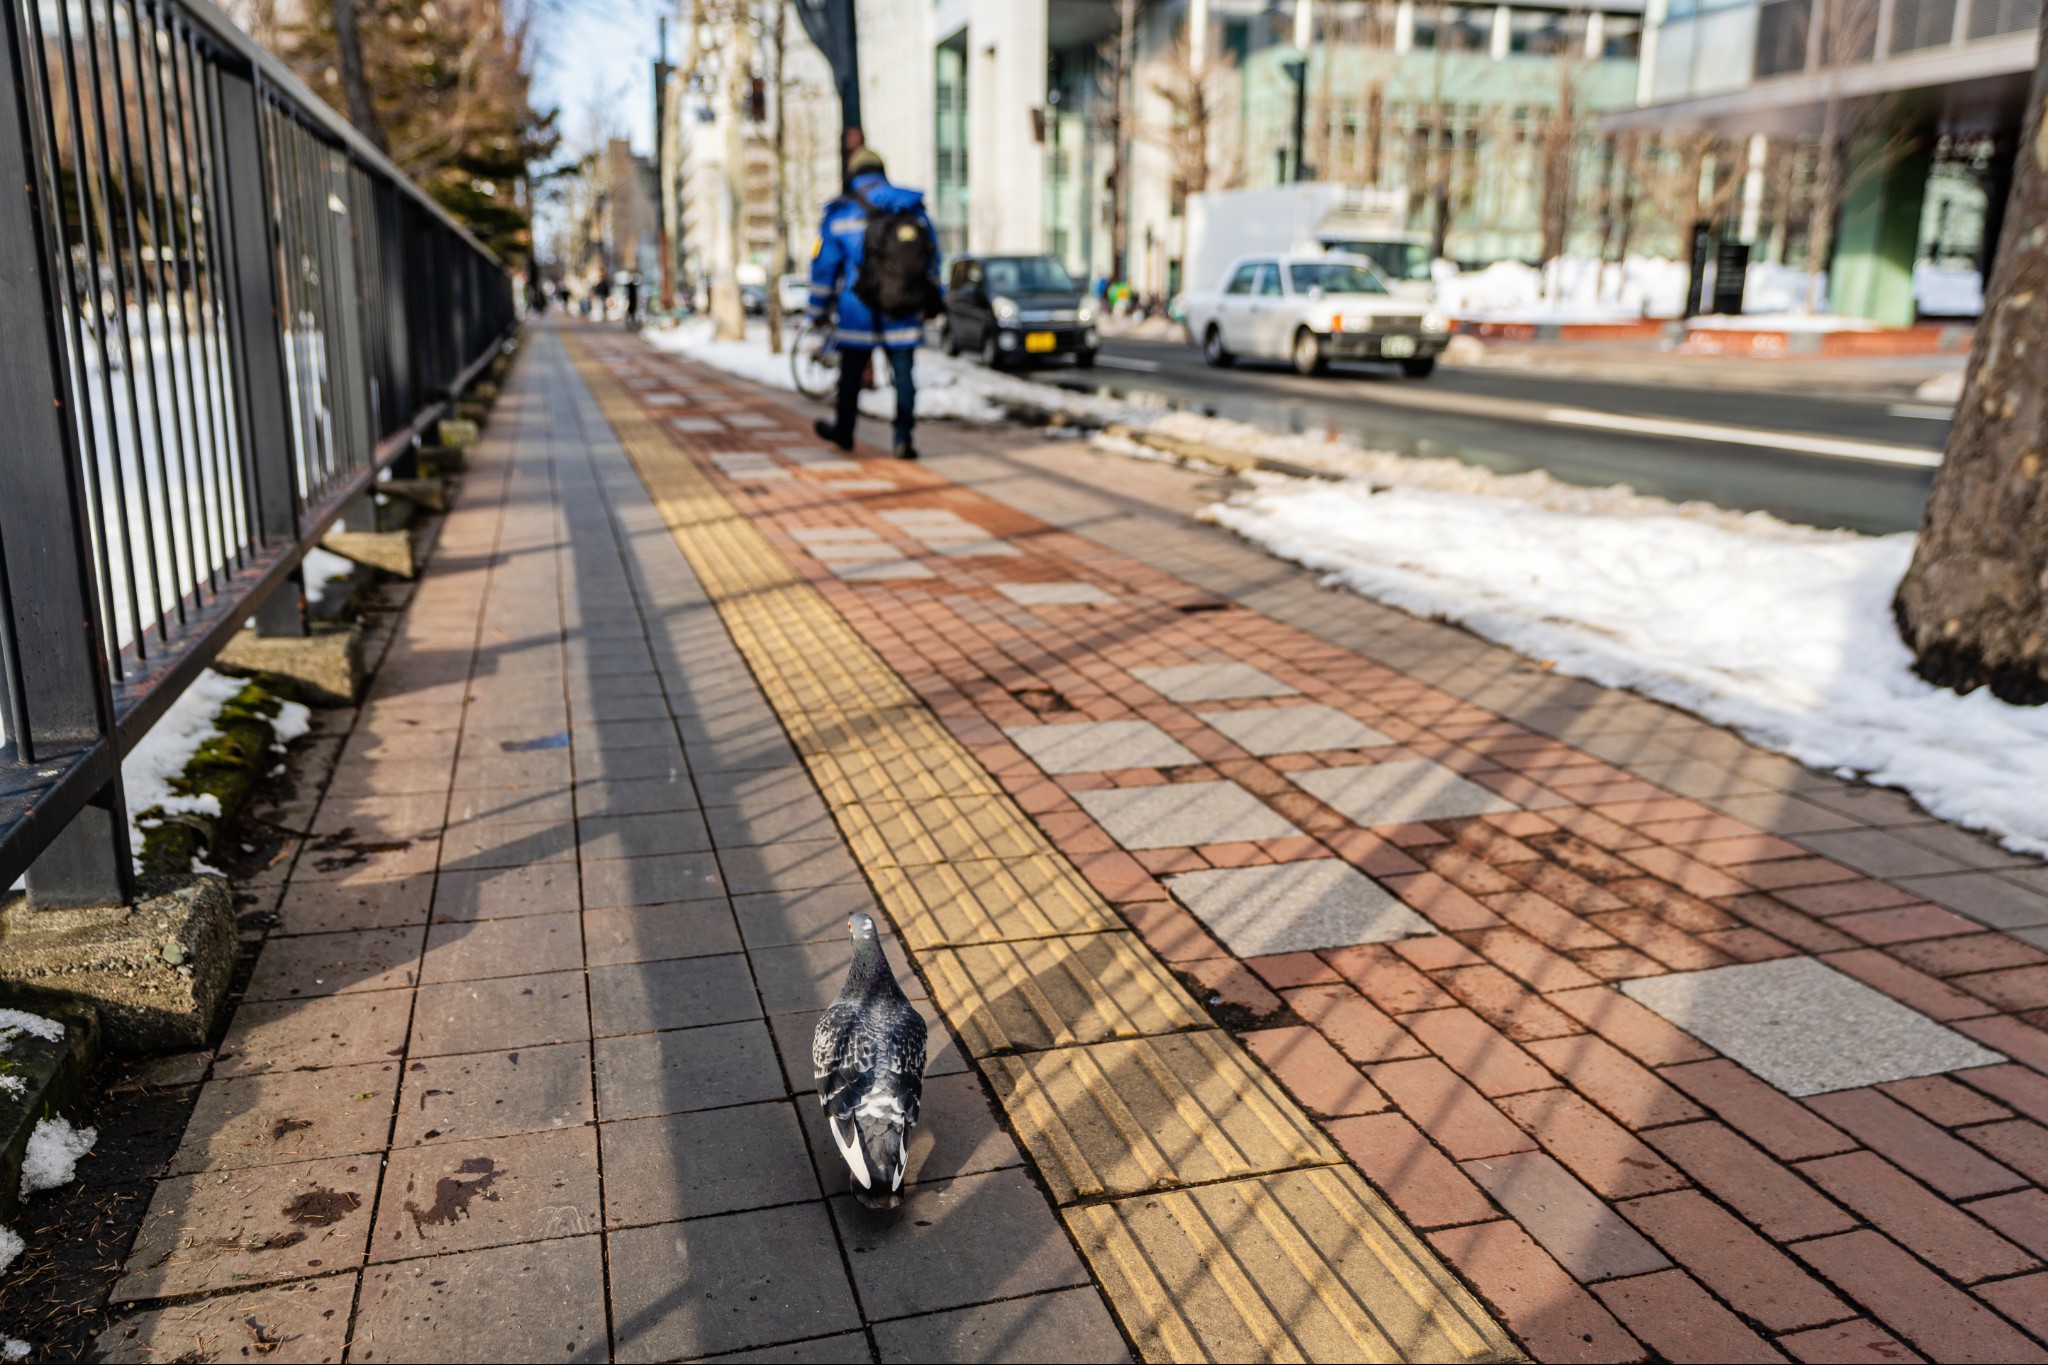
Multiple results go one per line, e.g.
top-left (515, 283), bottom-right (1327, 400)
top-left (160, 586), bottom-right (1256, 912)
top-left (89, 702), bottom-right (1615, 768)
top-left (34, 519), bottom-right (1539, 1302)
top-left (594, 1020), bottom-right (787, 1120)
top-left (353, 1236), bottom-right (607, 1362)
top-left (1801, 784), bottom-right (1935, 826)
top-left (244, 926), bottom-right (423, 1001)
top-left (577, 809), bottom-right (714, 859)
top-left (700, 769), bottom-right (823, 810)
top-left (433, 863), bottom-right (581, 921)
top-left (171, 1061), bottom-right (398, 1174)
top-left (115, 1156), bottom-right (376, 1300)
top-left (577, 744), bottom-right (693, 781)
top-left (1131, 661), bottom-right (1298, 702)
top-left (589, 954), bottom-right (761, 1036)
top-left (609, 1204), bottom-right (860, 1362)
top-left (831, 1169), bottom-right (1092, 1320)
top-left (733, 883), bottom-right (881, 950)
top-left (1004, 720), bottom-right (1200, 773)
top-left (439, 818), bottom-right (577, 870)
top-left (602, 1102), bottom-right (819, 1226)
top-left (96, 1276), bottom-right (358, 1364)
top-left (719, 839), bottom-right (865, 896)
top-left (582, 850), bottom-right (727, 908)
top-left (707, 796), bottom-right (839, 847)
top-left (446, 785), bottom-right (576, 826)
top-left (1073, 780), bottom-right (1302, 849)
top-left (1893, 872), bottom-right (2048, 931)
top-left (748, 937), bottom-right (924, 1017)
top-left (421, 913), bottom-right (584, 983)
top-left (583, 901), bottom-right (744, 965)
top-left (570, 718), bottom-right (680, 752)
top-left (1293, 760), bottom-right (1519, 826)
top-left (1196, 704), bottom-right (1393, 756)
top-left (575, 775), bottom-right (701, 816)
top-left (392, 1042), bottom-right (594, 1147)
top-left (410, 971), bottom-right (590, 1057)
top-left (1166, 860), bottom-right (1436, 957)
top-left (994, 581), bottom-right (1113, 606)
top-left (274, 875), bottom-right (433, 935)
top-left (695, 1332), bottom-right (873, 1362)
top-left (213, 990), bottom-right (413, 1077)
top-left (1706, 791), bottom-right (1865, 836)
top-left (1623, 958), bottom-right (2006, 1096)
top-left (871, 1288), bottom-right (1130, 1364)
top-left (1890, 821), bottom-right (2040, 870)
top-left (1615, 760), bottom-right (1772, 801)
top-left (372, 1126), bottom-right (601, 1261)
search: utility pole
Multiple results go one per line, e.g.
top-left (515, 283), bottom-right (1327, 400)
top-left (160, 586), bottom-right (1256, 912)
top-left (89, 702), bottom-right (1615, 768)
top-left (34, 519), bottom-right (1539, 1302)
top-left (1288, 0), bottom-right (1314, 181)
top-left (794, 0), bottom-right (861, 171)
top-left (767, 0), bottom-right (788, 354)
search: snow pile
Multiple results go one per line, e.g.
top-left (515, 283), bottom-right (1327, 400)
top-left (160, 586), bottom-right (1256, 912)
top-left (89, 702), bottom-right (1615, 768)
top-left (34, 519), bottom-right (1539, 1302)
top-left (1915, 261), bottom-right (1983, 317)
top-left (0, 1225), bottom-right (20, 1277)
top-left (120, 668), bottom-right (309, 863)
top-left (1434, 256), bottom-right (1688, 322)
top-left (1688, 312), bottom-right (1881, 333)
top-left (1206, 477), bottom-right (2048, 854)
top-left (19, 1117), bottom-right (95, 1197)
top-left (641, 319), bottom-right (1152, 430)
top-left (303, 546), bottom-right (358, 607)
top-left (0, 1010), bottom-right (64, 1101)
top-left (3, 1338), bottom-right (29, 1360)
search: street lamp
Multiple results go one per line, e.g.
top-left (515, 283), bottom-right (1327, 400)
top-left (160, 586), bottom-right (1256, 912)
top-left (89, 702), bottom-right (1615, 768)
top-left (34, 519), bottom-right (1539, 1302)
top-left (1281, 56), bottom-right (1309, 183)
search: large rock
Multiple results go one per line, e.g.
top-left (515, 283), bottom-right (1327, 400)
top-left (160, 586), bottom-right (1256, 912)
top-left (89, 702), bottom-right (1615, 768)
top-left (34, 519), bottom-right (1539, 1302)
top-left (0, 875), bottom-right (235, 1053)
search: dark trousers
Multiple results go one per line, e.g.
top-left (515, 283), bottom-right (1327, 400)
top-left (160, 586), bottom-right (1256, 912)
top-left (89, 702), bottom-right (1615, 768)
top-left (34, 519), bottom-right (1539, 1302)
top-left (833, 346), bottom-right (916, 445)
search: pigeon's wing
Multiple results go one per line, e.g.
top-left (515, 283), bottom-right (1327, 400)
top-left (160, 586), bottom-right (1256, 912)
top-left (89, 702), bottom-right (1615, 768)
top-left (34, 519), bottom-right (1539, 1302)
top-left (813, 999), bottom-right (868, 1115)
top-left (879, 999), bottom-right (928, 1128)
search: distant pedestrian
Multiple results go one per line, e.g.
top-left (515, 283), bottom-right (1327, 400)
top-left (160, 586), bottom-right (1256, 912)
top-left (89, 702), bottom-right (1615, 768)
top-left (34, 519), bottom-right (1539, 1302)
top-left (624, 274), bottom-right (641, 325)
top-left (807, 145), bottom-right (941, 459)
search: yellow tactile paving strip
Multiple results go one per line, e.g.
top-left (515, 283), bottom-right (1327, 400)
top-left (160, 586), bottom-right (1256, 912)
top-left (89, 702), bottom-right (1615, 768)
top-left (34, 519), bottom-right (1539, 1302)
top-left (569, 339), bottom-right (1522, 1365)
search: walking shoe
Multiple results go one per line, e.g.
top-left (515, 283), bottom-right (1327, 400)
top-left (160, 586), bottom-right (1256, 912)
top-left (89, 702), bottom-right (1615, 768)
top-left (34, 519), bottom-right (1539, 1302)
top-left (893, 439), bottom-right (919, 460)
top-left (814, 418), bottom-right (853, 450)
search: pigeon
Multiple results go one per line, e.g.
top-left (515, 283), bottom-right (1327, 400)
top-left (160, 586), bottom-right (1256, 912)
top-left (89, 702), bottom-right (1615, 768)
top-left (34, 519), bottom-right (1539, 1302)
top-left (813, 912), bottom-right (927, 1209)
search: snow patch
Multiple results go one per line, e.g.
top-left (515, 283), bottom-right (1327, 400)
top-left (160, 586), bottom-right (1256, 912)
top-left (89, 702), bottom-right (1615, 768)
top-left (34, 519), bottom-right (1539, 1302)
top-left (2, 1337), bottom-right (27, 1360)
top-left (20, 1117), bottom-right (96, 1197)
top-left (1914, 369), bottom-right (1965, 403)
top-left (303, 546), bottom-right (358, 606)
top-left (1206, 478), bottom-right (2048, 856)
top-left (0, 1010), bottom-right (63, 1100)
top-left (0, 1226), bottom-right (19, 1277)
top-left (120, 668), bottom-right (249, 859)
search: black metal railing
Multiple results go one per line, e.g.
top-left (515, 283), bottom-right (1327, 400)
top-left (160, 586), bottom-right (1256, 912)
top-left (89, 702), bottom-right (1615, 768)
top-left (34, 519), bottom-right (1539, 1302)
top-left (1, 0), bottom-right (514, 905)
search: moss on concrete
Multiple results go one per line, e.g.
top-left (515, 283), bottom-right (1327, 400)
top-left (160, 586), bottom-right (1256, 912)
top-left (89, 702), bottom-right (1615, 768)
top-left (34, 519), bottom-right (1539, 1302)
top-left (134, 681), bottom-right (293, 877)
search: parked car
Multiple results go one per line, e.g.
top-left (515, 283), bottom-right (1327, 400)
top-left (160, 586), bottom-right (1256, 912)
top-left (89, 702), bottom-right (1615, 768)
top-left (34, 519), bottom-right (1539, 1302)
top-left (740, 282), bottom-right (768, 316)
top-left (779, 273), bottom-right (811, 314)
top-left (941, 254), bottom-right (1099, 369)
top-left (1180, 253), bottom-right (1450, 377)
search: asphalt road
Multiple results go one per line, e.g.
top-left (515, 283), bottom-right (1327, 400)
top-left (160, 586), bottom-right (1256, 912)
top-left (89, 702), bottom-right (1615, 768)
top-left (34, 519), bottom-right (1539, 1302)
top-left (1021, 335), bottom-right (1947, 534)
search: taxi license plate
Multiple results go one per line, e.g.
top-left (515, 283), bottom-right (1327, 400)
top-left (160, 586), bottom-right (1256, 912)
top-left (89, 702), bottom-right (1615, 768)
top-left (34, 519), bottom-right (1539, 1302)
top-left (1380, 334), bottom-right (1418, 359)
top-left (1025, 331), bottom-right (1056, 353)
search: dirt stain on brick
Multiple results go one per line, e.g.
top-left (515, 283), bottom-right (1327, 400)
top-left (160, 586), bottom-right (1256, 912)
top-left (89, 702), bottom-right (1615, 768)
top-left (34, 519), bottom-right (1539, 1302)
top-left (283, 1188), bottom-right (361, 1226)
top-left (405, 1156), bottom-right (502, 1234)
top-left (270, 1117), bottom-right (315, 1141)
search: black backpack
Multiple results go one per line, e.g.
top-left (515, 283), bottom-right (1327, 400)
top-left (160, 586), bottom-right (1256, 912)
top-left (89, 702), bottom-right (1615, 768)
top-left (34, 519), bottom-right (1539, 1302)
top-left (851, 187), bottom-right (940, 319)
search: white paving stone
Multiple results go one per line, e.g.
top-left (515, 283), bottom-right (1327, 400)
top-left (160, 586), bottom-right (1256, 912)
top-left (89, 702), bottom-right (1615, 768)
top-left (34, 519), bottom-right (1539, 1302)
top-left (1132, 663), bottom-right (1298, 702)
top-left (832, 560), bottom-right (934, 581)
top-left (1073, 781), bottom-right (1302, 849)
top-left (788, 527), bottom-right (882, 543)
top-left (1167, 861), bottom-right (1436, 957)
top-left (1199, 705), bottom-right (1393, 757)
top-left (1005, 720), bottom-right (1199, 774)
top-left (995, 582), bottom-right (1113, 606)
top-left (668, 417), bottom-right (724, 432)
top-left (1293, 760), bottom-right (1517, 825)
top-left (1622, 958), bottom-right (2006, 1096)
top-left (822, 479), bottom-right (897, 492)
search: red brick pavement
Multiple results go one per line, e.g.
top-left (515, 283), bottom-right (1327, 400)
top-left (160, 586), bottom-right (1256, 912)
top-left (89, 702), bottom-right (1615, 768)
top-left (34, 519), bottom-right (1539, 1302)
top-left (592, 335), bottom-right (2048, 1365)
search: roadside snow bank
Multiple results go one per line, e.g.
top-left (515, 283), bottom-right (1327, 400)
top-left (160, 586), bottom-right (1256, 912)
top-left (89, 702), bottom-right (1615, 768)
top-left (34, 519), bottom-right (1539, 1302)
top-left (641, 319), bottom-right (1148, 429)
top-left (1207, 478), bottom-right (2048, 855)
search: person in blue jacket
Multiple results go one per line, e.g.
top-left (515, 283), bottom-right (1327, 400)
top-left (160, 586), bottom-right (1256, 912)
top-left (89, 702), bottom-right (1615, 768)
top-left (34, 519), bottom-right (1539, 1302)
top-left (808, 145), bottom-right (940, 459)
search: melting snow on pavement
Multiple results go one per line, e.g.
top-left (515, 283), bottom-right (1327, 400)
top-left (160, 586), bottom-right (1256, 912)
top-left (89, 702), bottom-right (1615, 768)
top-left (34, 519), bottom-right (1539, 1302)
top-left (1208, 477), bottom-right (2048, 855)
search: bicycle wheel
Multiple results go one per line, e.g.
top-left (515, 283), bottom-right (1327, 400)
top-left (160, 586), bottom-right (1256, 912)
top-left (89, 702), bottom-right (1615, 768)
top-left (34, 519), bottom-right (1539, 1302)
top-left (791, 320), bottom-right (839, 399)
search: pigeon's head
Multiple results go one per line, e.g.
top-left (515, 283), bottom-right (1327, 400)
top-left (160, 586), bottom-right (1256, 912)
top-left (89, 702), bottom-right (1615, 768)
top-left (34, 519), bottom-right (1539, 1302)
top-left (847, 911), bottom-right (878, 942)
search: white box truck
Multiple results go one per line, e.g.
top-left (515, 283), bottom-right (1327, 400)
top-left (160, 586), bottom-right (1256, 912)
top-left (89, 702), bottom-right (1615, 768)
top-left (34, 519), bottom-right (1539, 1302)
top-left (1182, 184), bottom-right (1434, 300)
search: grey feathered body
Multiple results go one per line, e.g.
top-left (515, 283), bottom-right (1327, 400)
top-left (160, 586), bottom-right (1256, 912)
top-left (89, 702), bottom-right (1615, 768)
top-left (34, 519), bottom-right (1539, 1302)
top-left (813, 941), bottom-right (927, 1209)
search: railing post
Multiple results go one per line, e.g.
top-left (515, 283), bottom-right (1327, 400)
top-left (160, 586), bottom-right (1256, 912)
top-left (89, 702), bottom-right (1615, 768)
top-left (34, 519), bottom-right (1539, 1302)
top-left (214, 67), bottom-right (307, 639)
top-left (0, 2), bottom-right (133, 908)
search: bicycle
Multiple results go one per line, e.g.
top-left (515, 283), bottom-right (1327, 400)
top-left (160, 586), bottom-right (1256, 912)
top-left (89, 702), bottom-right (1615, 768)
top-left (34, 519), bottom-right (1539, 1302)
top-left (790, 312), bottom-right (839, 399)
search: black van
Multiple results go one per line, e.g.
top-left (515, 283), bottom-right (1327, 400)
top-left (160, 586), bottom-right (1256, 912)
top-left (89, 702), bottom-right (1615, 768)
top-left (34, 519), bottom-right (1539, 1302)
top-left (940, 254), bottom-right (1099, 370)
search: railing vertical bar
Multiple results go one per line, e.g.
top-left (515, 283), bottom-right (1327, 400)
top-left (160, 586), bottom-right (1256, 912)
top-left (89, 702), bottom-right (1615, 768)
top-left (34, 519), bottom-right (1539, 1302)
top-left (88, 0), bottom-right (174, 643)
top-left (51, 0), bottom-right (142, 677)
top-left (149, 4), bottom-right (221, 592)
top-left (187, 45), bottom-right (245, 568)
top-left (72, 0), bottom-right (158, 661)
top-left (0, 528), bottom-right (37, 763)
top-left (115, 0), bottom-right (198, 623)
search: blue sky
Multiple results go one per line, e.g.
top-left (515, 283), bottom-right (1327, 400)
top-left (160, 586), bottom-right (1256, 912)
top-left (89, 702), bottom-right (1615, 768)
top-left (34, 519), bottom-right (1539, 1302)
top-left (529, 0), bottom-right (666, 158)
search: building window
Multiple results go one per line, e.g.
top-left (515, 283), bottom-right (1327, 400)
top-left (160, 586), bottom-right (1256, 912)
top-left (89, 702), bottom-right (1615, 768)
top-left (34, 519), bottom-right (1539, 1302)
top-left (1890, 0), bottom-right (1958, 50)
top-left (1600, 12), bottom-right (1642, 56)
top-left (1754, 0), bottom-right (1809, 73)
top-left (1969, 0), bottom-right (2042, 38)
top-left (1509, 8), bottom-right (1578, 53)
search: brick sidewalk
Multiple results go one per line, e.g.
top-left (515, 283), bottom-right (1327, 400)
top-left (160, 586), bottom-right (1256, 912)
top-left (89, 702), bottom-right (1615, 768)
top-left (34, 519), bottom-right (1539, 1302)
top-left (584, 326), bottom-right (2048, 1364)
top-left (93, 321), bottom-right (2048, 1364)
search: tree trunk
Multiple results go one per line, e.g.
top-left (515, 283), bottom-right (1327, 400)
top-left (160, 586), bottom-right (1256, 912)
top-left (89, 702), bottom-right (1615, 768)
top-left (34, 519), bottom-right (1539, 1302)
top-left (711, 5), bottom-right (751, 343)
top-left (1109, 0), bottom-right (1137, 283)
top-left (1893, 30), bottom-right (2048, 704)
top-left (1365, 84), bottom-right (1383, 185)
top-left (330, 0), bottom-right (386, 151)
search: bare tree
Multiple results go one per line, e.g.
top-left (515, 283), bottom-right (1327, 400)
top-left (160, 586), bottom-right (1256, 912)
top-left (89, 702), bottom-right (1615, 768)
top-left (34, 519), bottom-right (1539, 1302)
top-left (1893, 23), bottom-right (2048, 703)
top-left (764, 0), bottom-right (788, 354)
top-left (1802, 0), bottom-right (1918, 310)
top-left (1142, 17), bottom-right (1237, 201)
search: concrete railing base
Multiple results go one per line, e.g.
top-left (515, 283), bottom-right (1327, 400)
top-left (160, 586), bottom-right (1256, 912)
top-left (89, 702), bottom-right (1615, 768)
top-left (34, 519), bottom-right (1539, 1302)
top-left (214, 623), bottom-right (365, 706)
top-left (322, 528), bottom-right (417, 579)
top-left (0, 875), bottom-right (233, 1054)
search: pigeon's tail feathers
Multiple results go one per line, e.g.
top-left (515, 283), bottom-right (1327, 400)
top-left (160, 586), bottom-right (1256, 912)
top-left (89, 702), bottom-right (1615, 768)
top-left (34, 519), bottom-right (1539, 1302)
top-left (830, 1112), bottom-right (909, 1210)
